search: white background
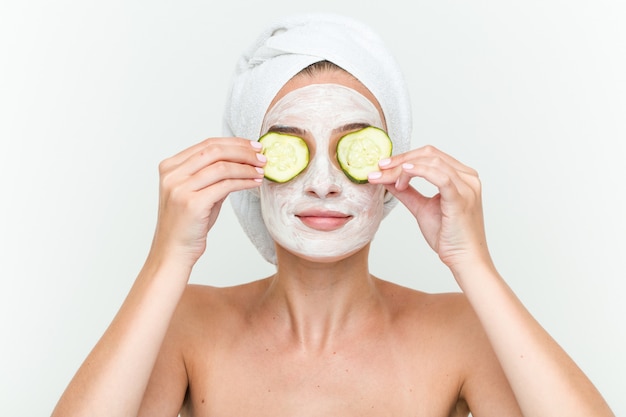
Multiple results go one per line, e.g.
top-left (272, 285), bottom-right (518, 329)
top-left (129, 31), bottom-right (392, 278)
top-left (1, 0), bottom-right (624, 415)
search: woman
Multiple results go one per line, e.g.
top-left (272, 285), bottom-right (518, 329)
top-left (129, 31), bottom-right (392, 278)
top-left (52, 13), bottom-right (613, 417)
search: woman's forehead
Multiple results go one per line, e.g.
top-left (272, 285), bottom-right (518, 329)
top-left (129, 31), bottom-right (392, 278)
top-left (262, 84), bottom-right (385, 133)
top-left (268, 84), bottom-right (379, 116)
top-left (266, 70), bottom-right (386, 128)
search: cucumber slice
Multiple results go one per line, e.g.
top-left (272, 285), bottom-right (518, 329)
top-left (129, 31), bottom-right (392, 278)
top-left (336, 127), bottom-right (392, 184)
top-left (258, 132), bottom-right (310, 183)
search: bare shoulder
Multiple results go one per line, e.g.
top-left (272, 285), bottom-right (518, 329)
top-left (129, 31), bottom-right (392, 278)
top-left (375, 278), bottom-right (477, 331)
top-left (166, 279), bottom-right (273, 351)
top-left (374, 279), bottom-right (522, 415)
top-left (374, 279), bottom-right (499, 379)
top-left (139, 280), bottom-right (272, 415)
top-left (173, 279), bottom-right (270, 327)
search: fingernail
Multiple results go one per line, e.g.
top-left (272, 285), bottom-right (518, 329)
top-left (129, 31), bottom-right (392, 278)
top-left (368, 171), bottom-right (382, 180)
top-left (378, 158), bottom-right (391, 167)
top-left (402, 163), bottom-right (414, 170)
top-left (255, 167), bottom-right (264, 175)
top-left (250, 141), bottom-right (262, 149)
top-left (256, 153), bottom-right (267, 162)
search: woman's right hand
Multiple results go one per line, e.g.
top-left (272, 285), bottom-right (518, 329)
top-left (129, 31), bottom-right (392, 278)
top-left (149, 137), bottom-right (265, 268)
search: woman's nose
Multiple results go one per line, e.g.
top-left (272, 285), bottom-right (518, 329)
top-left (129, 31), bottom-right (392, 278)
top-left (301, 154), bottom-right (343, 199)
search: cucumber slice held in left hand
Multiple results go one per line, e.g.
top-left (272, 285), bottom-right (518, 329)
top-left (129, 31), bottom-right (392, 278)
top-left (258, 132), bottom-right (310, 183)
top-left (336, 126), bottom-right (393, 184)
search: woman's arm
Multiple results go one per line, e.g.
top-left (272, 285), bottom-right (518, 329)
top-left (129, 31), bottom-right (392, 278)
top-left (453, 259), bottom-right (612, 416)
top-left (51, 256), bottom-right (191, 417)
top-left (369, 145), bottom-right (614, 416)
top-left (51, 138), bottom-right (266, 417)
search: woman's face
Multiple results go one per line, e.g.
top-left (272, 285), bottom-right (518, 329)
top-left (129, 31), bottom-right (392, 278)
top-left (259, 73), bottom-right (388, 262)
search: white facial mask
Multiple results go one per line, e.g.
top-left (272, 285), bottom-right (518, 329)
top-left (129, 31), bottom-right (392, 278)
top-left (259, 83), bottom-right (387, 262)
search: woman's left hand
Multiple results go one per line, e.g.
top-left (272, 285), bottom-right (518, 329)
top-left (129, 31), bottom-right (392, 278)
top-left (367, 145), bottom-right (492, 273)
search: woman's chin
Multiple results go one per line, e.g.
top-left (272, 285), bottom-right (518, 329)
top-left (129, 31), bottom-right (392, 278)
top-left (275, 241), bottom-right (370, 264)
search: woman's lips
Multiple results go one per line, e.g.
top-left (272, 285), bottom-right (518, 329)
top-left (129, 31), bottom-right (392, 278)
top-left (295, 210), bottom-right (353, 231)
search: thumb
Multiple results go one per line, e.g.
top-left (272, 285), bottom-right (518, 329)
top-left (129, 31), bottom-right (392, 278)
top-left (385, 184), bottom-right (431, 218)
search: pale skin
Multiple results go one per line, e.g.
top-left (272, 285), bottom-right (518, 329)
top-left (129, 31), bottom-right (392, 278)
top-left (51, 69), bottom-right (614, 417)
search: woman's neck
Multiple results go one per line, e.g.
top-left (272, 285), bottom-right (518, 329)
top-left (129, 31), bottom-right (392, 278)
top-left (258, 244), bottom-right (385, 353)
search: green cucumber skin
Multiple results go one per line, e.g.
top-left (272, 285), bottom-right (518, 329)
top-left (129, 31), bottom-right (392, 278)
top-left (258, 132), bottom-right (310, 183)
top-left (336, 127), bottom-right (392, 184)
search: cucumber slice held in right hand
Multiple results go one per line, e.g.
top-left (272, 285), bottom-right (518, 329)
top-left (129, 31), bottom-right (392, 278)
top-left (336, 126), bottom-right (393, 184)
top-left (258, 132), bottom-right (310, 183)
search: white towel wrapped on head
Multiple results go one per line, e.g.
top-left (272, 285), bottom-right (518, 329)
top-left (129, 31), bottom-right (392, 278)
top-left (222, 12), bottom-right (413, 264)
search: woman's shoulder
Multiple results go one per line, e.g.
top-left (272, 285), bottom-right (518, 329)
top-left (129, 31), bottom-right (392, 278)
top-left (172, 278), bottom-right (271, 329)
top-left (182, 278), bottom-right (270, 307)
top-left (376, 279), bottom-right (490, 368)
top-left (375, 278), bottom-right (478, 333)
top-left (375, 278), bottom-right (466, 308)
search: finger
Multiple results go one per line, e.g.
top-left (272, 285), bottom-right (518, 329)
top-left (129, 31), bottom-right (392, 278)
top-left (373, 154), bottom-right (478, 202)
top-left (160, 141), bottom-right (265, 195)
top-left (186, 160), bottom-right (264, 192)
top-left (161, 137), bottom-right (262, 173)
top-left (181, 142), bottom-right (265, 179)
top-left (381, 145), bottom-right (477, 176)
top-left (399, 162), bottom-right (480, 207)
top-left (193, 177), bottom-right (263, 206)
top-left (166, 137), bottom-right (255, 167)
top-left (384, 183), bottom-right (432, 218)
top-left (369, 158), bottom-right (459, 191)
